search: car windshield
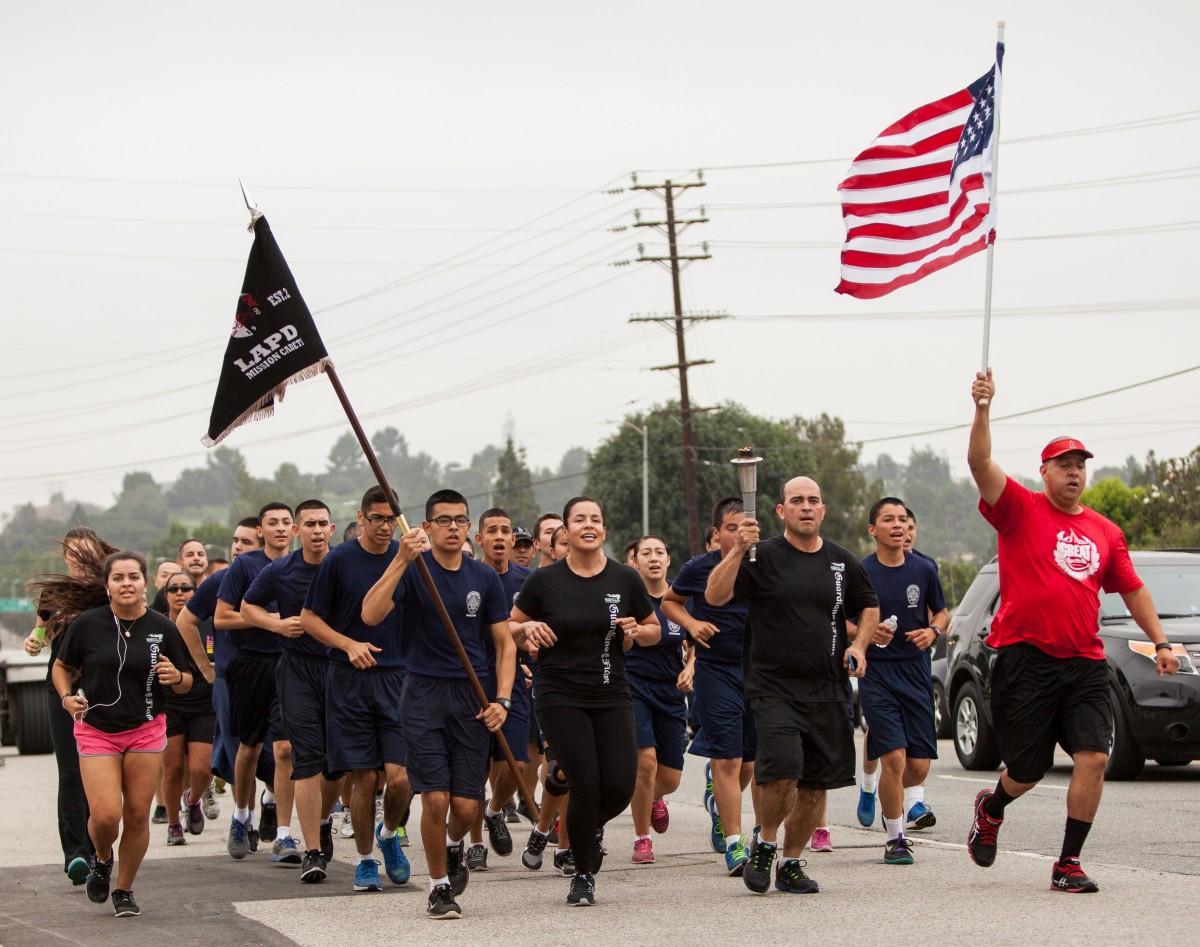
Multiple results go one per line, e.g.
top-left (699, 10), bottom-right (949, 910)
top-left (1099, 564), bottom-right (1200, 619)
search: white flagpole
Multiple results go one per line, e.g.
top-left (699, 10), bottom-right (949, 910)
top-left (979, 20), bottom-right (1004, 405)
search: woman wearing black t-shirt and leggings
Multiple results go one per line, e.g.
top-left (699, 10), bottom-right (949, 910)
top-left (52, 551), bottom-right (192, 919)
top-left (511, 497), bottom-right (658, 906)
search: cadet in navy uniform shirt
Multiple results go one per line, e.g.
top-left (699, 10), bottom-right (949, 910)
top-left (215, 502), bottom-right (294, 860)
top-left (464, 507), bottom-right (532, 871)
top-left (362, 490), bottom-right (513, 921)
top-left (857, 498), bottom-right (948, 865)
top-left (300, 486), bottom-right (412, 895)
top-left (661, 496), bottom-right (759, 876)
top-left (627, 535), bottom-right (691, 865)
top-left (241, 499), bottom-right (341, 881)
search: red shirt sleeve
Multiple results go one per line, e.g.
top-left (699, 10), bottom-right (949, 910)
top-left (1101, 525), bottom-right (1143, 596)
top-left (978, 477), bottom-right (1034, 534)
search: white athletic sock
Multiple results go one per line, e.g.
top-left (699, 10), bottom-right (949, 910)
top-left (429, 875), bottom-right (449, 891)
top-left (276, 825), bottom-right (292, 840)
top-left (447, 831), bottom-right (462, 847)
top-left (635, 834), bottom-right (650, 842)
top-left (378, 825), bottom-right (395, 840)
top-left (815, 826), bottom-right (828, 833)
top-left (725, 834), bottom-right (741, 851)
top-left (485, 806), bottom-right (502, 819)
top-left (262, 790), bottom-right (276, 805)
top-left (862, 771), bottom-right (878, 793)
top-left (531, 826), bottom-right (549, 839)
top-left (234, 807), bottom-right (250, 823)
top-left (357, 853), bottom-right (374, 865)
top-left (904, 786), bottom-right (925, 809)
top-left (884, 817), bottom-right (904, 842)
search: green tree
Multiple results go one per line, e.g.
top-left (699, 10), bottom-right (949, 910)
top-left (533, 446), bottom-right (589, 524)
top-left (1081, 477), bottom-right (1152, 546)
top-left (493, 437), bottom-right (540, 528)
top-left (322, 432), bottom-right (370, 496)
top-left (1143, 446), bottom-right (1200, 547)
top-left (96, 472), bottom-right (170, 550)
top-left (148, 520), bottom-right (234, 564)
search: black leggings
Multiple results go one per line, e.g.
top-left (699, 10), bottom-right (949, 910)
top-left (47, 686), bottom-right (91, 869)
top-left (538, 702), bottom-right (636, 875)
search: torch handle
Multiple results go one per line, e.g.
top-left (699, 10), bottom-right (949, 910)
top-left (742, 491), bottom-right (758, 563)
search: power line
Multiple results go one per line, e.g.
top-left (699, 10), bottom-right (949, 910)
top-left (855, 363), bottom-right (1200, 445)
top-left (732, 297), bottom-right (1200, 322)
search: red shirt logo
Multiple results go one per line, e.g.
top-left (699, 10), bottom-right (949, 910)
top-left (1053, 528), bottom-right (1099, 582)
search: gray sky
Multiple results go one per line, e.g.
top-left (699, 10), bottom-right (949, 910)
top-left (2, 0), bottom-right (1197, 517)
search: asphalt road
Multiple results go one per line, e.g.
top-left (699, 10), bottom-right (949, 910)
top-left (1, 737), bottom-right (1196, 946)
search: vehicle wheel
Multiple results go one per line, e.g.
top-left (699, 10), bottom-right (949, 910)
top-left (1105, 690), bottom-right (1145, 781)
top-left (934, 681), bottom-right (952, 739)
top-left (12, 684), bottom-right (53, 755)
top-left (953, 681), bottom-right (1001, 770)
top-left (1154, 759), bottom-right (1191, 767)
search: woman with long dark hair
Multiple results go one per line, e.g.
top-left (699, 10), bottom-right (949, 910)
top-left (24, 526), bottom-right (118, 887)
top-left (510, 497), bottom-right (658, 906)
top-left (52, 550), bottom-right (193, 918)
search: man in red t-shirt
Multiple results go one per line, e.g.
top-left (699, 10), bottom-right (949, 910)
top-left (965, 369), bottom-right (1179, 893)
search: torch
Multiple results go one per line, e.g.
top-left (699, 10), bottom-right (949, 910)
top-left (731, 446), bottom-right (763, 562)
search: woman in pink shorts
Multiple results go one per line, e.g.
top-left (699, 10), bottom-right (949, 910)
top-left (52, 550), bottom-right (193, 918)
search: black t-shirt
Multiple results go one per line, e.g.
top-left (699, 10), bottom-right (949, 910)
top-left (150, 587), bottom-right (169, 614)
top-left (57, 606), bottom-right (191, 733)
top-left (515, 558), bottom-right (654, 709)
top-left (165, 609), bottom-right (214, 713)
top-left (733, 536), bottom-right (878, 702)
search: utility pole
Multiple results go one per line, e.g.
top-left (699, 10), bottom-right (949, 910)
top-left (627, 174), bottom-right (721, 555)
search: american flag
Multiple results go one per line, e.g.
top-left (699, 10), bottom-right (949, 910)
top-left (835, 44), bottom-right (1004, 299)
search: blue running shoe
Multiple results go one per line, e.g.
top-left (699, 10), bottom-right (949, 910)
top-left (856, 787), bottom-right (876, 828)
top-left (709, 807), bottom-right (726, 854)
top-left (227, 816), bottom-right (250, 860)
top-left (724, 837), bottom-right (749, 876)
top-left (906, 800), bottom-right (936, 831)
top-left (354, 858), bottom-right (383, 892)
top-left (376, 821), bottom-right (411, 884)
top-left (703, 761), bottom-right (715, 815)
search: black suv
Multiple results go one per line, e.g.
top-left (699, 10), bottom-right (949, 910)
top-left (946, 551), bottom-right (1200, 779)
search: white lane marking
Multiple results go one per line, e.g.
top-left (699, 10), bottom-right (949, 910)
top-left (937, 774), bottom-right (1068, 791)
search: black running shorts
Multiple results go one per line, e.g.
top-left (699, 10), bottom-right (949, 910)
top-left (990, 642), bottom-right (1112, 784)
top-left (750, 695), bottom-right (856, 790)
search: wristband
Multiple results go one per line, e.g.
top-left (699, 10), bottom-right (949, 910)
top-left (1154, 641), bottom-right (1172, 652)
top-left (495, 697), bottom-right (512, 712)
top-left (60, 693), bottom-right (71, 707)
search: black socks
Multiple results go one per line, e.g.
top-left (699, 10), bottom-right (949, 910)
top-left (1060, 817), bottom-right (1092, 862)
top-left (983, 779), bottom-right (1016, 819)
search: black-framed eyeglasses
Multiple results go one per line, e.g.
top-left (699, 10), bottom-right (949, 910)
top-left (166, 584), bottom-right (195, 594)
top-left (364, 514), bottom-right (399, 526)
top-left (430, 515), bottom-right (471, 528)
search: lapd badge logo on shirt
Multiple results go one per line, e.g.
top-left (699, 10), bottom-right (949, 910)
top-left (667, 619), bottom-right (682, 638)
top-left (906, 584), bottom-right (920, 608)
top-left (466, 590), bottom-right (481, 617)
top-left (1053, 528), bottom-right (1100, 581)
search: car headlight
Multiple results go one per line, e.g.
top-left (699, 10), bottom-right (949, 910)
top-left (1126, 640), bottom-right (1197, 674)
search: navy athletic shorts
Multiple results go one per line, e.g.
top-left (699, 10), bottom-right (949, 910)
top-left (402, 673), bottom-right (492, 799)
top-left (486, 676), bottom-right (531, 764)
top-left (227, 650), bottom-right (280, 748)
top-left (859, 656), bottom-right (939, 761)
top-left (324, 663), bottom-right (407, 773)
top-left (275, 650), bottom-right (337, 780)
top-left (629, 673), bottom-right (688, 771)
top-left (688, 660), bottom-right (756, 761)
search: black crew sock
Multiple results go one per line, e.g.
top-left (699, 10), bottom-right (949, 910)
top-left (1059, 817), bottom-right (1092, 862)
top-left (983, 779), bottom-right (1016, 819)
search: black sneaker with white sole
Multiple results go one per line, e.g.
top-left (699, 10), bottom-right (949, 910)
top-left (522, 830), bottom-right (549, 870)
top-left (300, 849), bottom-right (326, 883)
top-left (446, 841), bottom-right (470, 896)
top-left (111, 889), bottom-right (140, 917)
top-left (466, 843), bottom-right (489, 872)
top-left (484, 809), bottom-right (513, 856)
top-left (567, 872), bottom-right (596, 906)
top-left (86, 856), bottom-right (113, 904)
top-left (553, 848), bottom-right (576, 877)
top-left (427, 883), bottom-right (462, 919)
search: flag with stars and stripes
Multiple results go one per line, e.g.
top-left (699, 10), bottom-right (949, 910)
top-left (835, 43), bottom-right (1004, 299)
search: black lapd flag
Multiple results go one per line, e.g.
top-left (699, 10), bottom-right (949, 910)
top-left (203, 215), bottom-right (330, 446)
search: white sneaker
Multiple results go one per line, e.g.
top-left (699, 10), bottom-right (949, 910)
top-left (340, 809), bottom-right (355, 838)
top-left (202, 783), bottom-right (220, 821)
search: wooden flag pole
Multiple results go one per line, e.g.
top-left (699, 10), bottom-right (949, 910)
top-left (979, 20), bottom-right (1005, 406)
top-left (323, 362), bottom-right (539, 822)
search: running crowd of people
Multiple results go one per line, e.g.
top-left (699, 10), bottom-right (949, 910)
top-left (22, 371), bottom-right (1181, 919)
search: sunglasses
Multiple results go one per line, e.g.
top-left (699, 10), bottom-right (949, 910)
top-left (166, 584), bottom-right (195, 594)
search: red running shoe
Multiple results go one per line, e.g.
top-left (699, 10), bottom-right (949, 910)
top-left (650, 799), bottom-right (670, 834)
top-left (632, 837), bottom-right (655, 864)
top-left (1051, 858), bottom-right (1099, 893)
top-left (967, 789), bottom-right (1003, 867)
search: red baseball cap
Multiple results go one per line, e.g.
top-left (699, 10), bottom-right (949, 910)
top-left (1041, 436), bottom-right (1094, 463)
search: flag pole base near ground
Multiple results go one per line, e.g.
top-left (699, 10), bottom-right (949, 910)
top-left (322, 362), bottom-right (540, 824)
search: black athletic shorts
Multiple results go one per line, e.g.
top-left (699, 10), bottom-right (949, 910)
top-left (990, 642), bottom-right (1112, 783)
top-left (401, 673), bottom-right (491, 799)
top-left (275, 650), bottom-right (337, 781)
top-left (227, 650), bottom-right (280, 748)
top-left (750, 695), bottom-right (856, 790)
top-left (166, 706), bottom-right (216, 744)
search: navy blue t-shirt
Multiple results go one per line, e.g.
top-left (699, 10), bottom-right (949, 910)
top-left (488, 562), bottom-right (531, 667)
top-left (670, 550), bottom-right (749, 666)
top-left (861, 552), bottom-right (947, 662)
top-left (187, 571), bottom-right (236, 674)
top-left (394, 551), bottom-right (509, 680)
top-left (304, 539), bottom-right (404, 669)
top-left (626, 593), bottom-right (686, 684)
top-left (217, 549), bottom-right (282, 655)
top-left (244, 550), bottom-right (325, 659)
